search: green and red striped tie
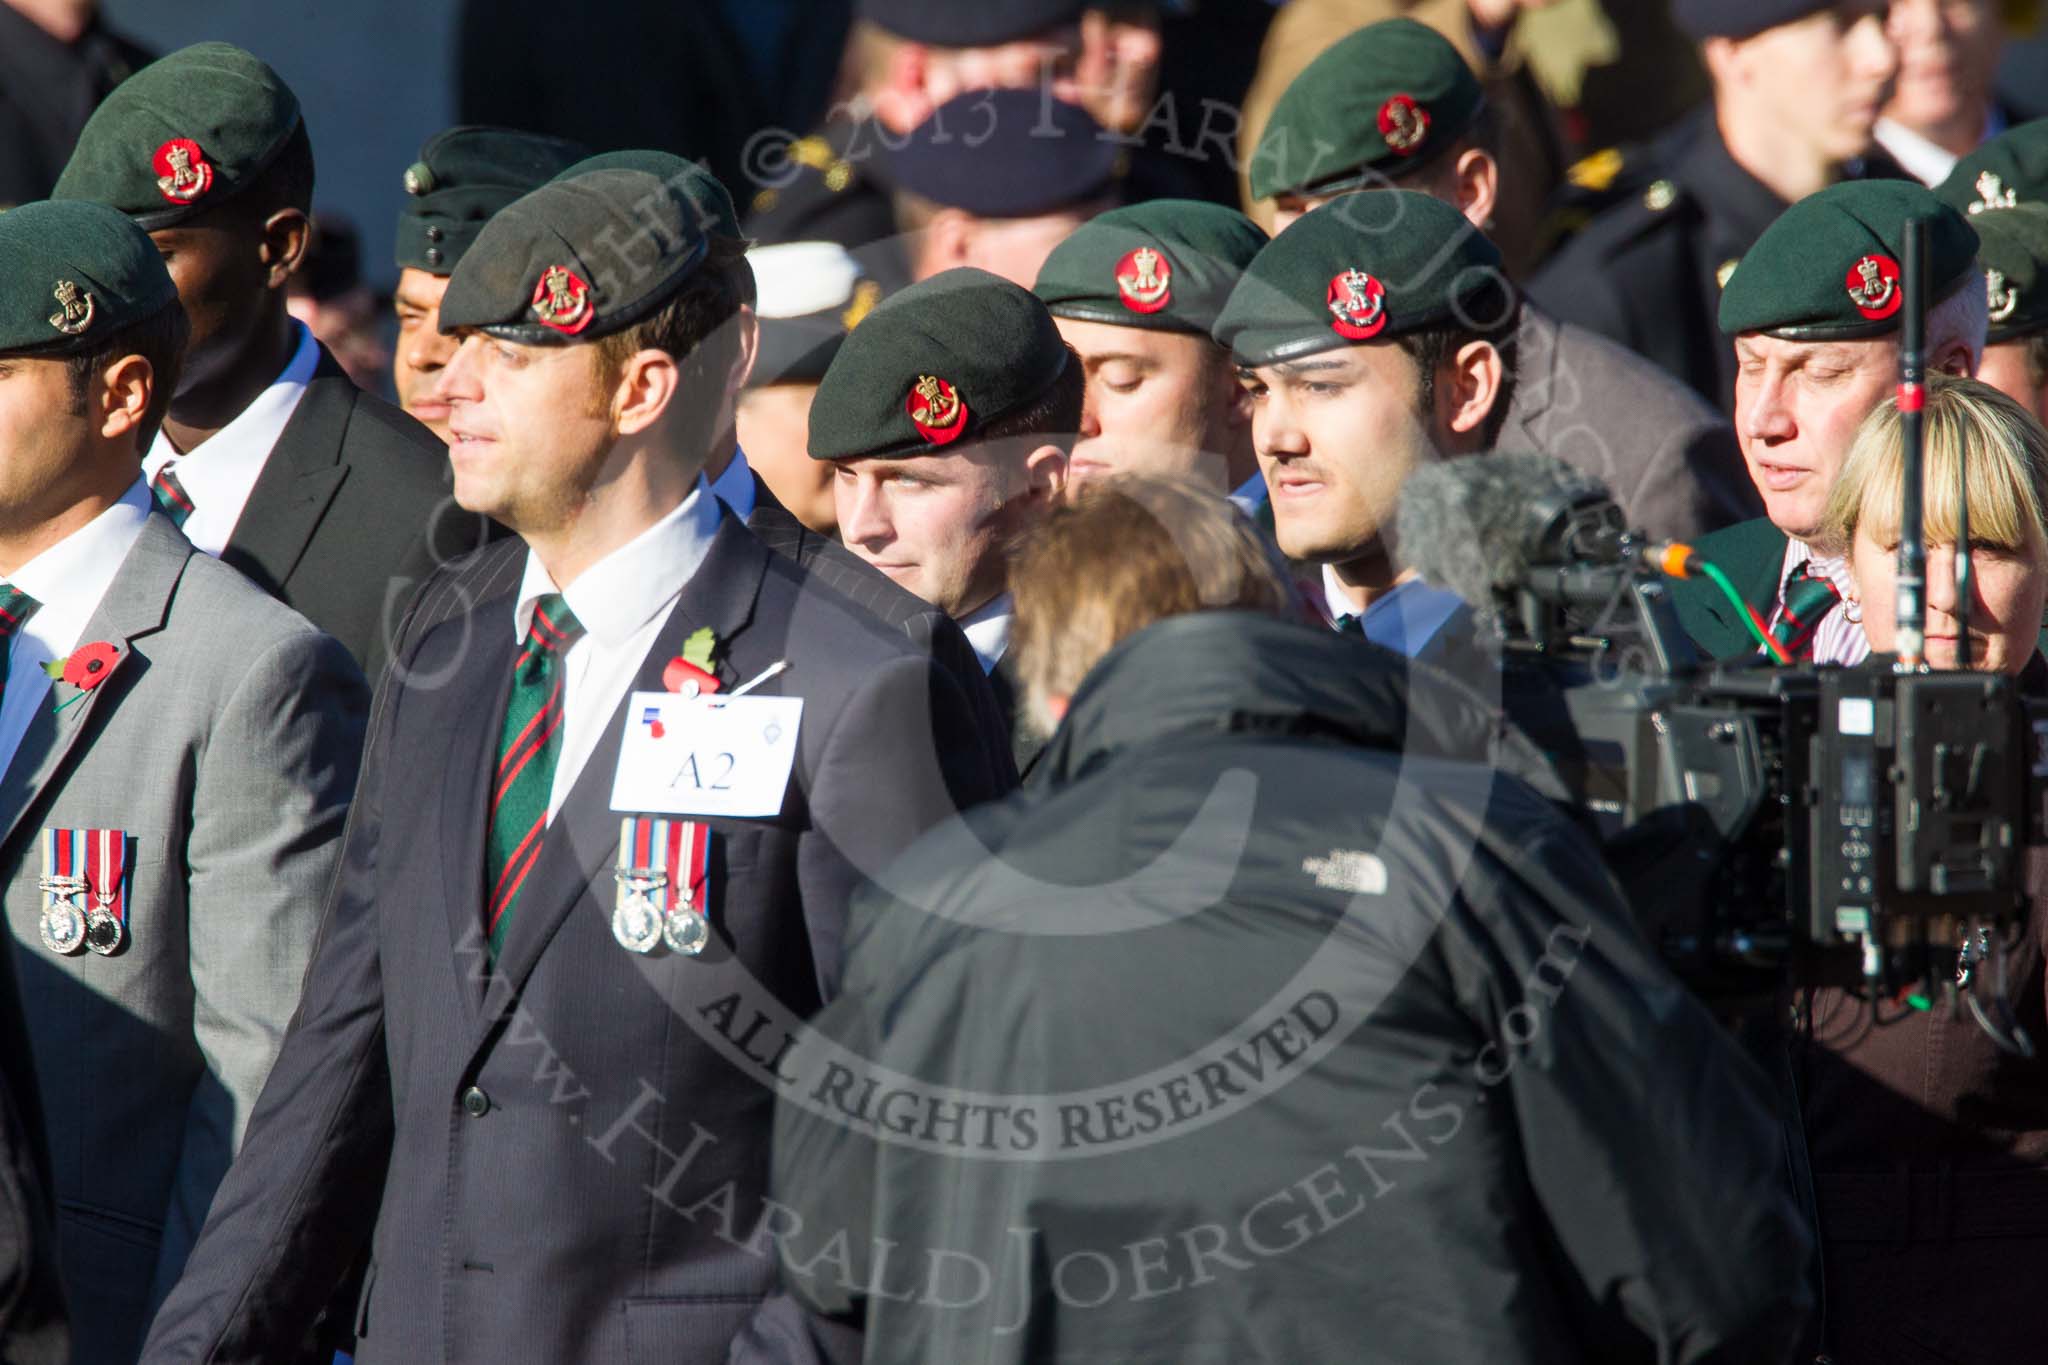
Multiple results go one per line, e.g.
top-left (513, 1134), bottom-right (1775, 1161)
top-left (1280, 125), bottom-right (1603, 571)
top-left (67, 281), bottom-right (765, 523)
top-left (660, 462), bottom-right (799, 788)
top-left (150, 464), bottom-right (195, 529)
top-left (483, 593), bottom-right (585, 960)
top-left (0, 586), bottom-right (42, 707)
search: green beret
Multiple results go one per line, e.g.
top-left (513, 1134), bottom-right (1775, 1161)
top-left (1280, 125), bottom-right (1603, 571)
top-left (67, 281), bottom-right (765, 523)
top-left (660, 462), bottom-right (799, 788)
top-left (1719, 181), bottom-right (1979, 339)
top-left (397, 126), bottom-right (591, 276)
top-left (1971, 204), bottom-right (2048, 344)
top-left (438, 169), bottom-right (711, 344)
top-left (1937, 119), bottom-right (2048, 217)
top-left (1033, 199), bottom-right (1268, 336)
top-left (0, 200), bottom-right (179, 356)
top-left (53, 42), bottom-right (302, 230)
top-left (1212, 192), bottom-right (1507, 367)
top-left (808, 267), bottom-right (1070, 461)
top-left (1249, 19), bottom-right (1483, 204)
top-left (553, 150), bottom-right (742, 241)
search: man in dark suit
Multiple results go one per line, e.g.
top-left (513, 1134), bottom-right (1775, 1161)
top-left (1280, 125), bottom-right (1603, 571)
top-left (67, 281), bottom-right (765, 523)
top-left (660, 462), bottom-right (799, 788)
top-left (808, 269), bottom-right (1081, 776)
top-left (53, 42), bottom-right (486, 684)
top-left (143, 165), bottom-right (1003, 1365)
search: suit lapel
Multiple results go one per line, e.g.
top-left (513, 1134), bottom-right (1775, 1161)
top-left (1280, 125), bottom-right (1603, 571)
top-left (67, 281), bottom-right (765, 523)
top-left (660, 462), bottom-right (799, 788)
top-left (219, 346), bottom-right (353, 597)
top-left (487, 518), bottom-right (774, 1007)
top-left (0, 516), bottom-right (189, 854)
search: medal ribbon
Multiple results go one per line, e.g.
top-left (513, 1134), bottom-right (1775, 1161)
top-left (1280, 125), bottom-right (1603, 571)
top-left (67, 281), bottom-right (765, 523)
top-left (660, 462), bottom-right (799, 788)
top-left (88, 829), bottom-right (126, 928)
top-left (616, 817), bottom-right (711, 915)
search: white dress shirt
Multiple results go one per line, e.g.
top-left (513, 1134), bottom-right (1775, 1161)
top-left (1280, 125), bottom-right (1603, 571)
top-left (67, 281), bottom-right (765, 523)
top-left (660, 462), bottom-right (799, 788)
top-left (1875, 107), bottom-right (2006, 188)
top-left (0, 479), bottom-right (153, 781)
top-left (512, 479), bottom-right (724, 819)
top-left (142, 322), bottom-right (319, 556)
top-left (711, 445), bottom-right (757, 520)
top-left (1775, 536), bottom-right (1869, 667)
top-left (1228, 472), bottom-right (1267, 517)
top-left (958, 594), bottom-right (1013, 674)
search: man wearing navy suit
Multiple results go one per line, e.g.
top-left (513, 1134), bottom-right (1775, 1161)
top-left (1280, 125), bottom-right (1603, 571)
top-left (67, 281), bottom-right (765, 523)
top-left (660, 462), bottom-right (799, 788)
top-left (143, 167), bottom-right (1004, 1364)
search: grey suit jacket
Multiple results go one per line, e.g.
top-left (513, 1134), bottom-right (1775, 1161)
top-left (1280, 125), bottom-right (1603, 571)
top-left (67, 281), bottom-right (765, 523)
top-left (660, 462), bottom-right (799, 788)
top-left (0, 513), bottom-right (366, 1365)
top-left (1508, 305), bottom-right (1761, 544)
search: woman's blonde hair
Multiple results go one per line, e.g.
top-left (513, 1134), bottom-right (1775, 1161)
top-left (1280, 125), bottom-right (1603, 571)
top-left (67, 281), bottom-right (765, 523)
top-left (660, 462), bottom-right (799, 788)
top-left (1816, 373), bottom-right (2048, 558)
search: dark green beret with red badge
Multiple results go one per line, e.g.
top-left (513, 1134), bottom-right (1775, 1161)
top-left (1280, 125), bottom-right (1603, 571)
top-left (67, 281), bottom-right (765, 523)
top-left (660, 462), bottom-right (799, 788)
top-left (808, 267), bottom-right (1071, 460)
top-left (1212, 191), bottom-right (1508, 367)
top-left (553, 149), bottom-right (743, 241)
top-left (1938, 119), bottom-right (2048, 218)
top-left (1249, 18), bottom-right (1484, 204)
top-left (396, 126), bottom-right (591, 276)
top-left (1033, 199), bottom-right (1268, 336)
top-left (52, 41), bottom-right (302, 230)
top-left (0, 199), bottom-right (179, 356)
top-left (437, 168), bottom-right (711, 344)
top-left (1718, 180), bottom-right (1979, 340)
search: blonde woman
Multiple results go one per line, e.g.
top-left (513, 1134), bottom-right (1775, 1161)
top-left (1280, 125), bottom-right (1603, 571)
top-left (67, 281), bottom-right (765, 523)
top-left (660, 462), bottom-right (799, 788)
top-left (1800, 373), bottom-right (2048, 1361)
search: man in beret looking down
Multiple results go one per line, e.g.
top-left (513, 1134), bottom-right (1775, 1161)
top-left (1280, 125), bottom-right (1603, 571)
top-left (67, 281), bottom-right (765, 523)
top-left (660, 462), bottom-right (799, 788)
top-left (390, 125), bottom-right (589, 444)
top-left (1033, 199), bottom-right (1268, 506)
top-left (1669, 180), bottom-right (1986, 663)
top-left (143, 166), bottom-right (1004, 1365)
top-left (1963, 204), bottom-right (2048, 422)
top-left (53, 42), bottom-right (480, 684)
top-left (1214, 193), bottom-right (1517, 657)
top-left (811, 267), bottom-right (1080, 772)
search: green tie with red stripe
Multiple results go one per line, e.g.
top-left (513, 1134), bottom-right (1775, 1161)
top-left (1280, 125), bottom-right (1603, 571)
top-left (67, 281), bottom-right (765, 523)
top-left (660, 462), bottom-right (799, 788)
top-left (0, 586), bottom-right (42, 705)
top-left (150, 464), bottom-right (195, 529)
top-left (484, 593), bottom-right (585, 960)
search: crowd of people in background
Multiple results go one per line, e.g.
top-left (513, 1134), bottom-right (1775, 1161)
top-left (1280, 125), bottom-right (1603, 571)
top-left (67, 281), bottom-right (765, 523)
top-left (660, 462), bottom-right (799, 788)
top-left (0, 2), bottom-right (2044, 1363)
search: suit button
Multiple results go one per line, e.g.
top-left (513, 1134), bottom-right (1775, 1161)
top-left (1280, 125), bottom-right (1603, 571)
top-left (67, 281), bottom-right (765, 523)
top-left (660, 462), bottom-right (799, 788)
top-left (460, 1086), bottom-right (490, 1118)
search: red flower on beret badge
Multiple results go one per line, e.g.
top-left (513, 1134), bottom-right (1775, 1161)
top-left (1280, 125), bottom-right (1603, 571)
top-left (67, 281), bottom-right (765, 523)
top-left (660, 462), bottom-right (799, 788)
top-left (906, 375), bottom-right (969, 445)
top-left (152, 138), bottom-right (213, 204)
top-left (1326, 269), bottom-right (1389, 341)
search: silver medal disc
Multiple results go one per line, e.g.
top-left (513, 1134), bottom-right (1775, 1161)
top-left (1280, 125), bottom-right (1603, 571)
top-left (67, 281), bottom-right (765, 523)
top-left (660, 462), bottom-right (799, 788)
top-left (40, 902), bottom-right (85, 955)
top-left (663, 909), bottom-right (710, 956)
top-left (612, 894), bottom-right (663, 954)
top-left (83, 908), bottom-right (123, 956)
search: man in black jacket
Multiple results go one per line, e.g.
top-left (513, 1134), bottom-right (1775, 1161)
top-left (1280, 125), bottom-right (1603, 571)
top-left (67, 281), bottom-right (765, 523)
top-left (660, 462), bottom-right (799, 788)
top-left (771, 477), bottom-right (1813, 1363)
top-left (54, 42), bottom-right (483, 683)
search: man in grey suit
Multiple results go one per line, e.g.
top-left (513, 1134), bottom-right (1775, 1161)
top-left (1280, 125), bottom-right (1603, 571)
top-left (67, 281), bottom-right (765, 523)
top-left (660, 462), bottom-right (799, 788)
top-left (0, 201), bottom-right (366, 1364)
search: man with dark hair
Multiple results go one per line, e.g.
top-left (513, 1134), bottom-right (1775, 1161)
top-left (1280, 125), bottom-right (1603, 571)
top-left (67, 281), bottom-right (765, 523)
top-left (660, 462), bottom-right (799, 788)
top-left (0, 198), bottom-right (365, 1365)
top-left (391, 126), bottom-right (590, 443)
top-left (808, 268), bottom-right (1079, 771)
top-left (143, 166), bottom-right (1005, 1365)
top-left (1248, 17), bottom-right (1759, 543)
top-left (53, 42), bottom-right (483, 683)
top-left (1214, 192), bottom-right (1516, 657)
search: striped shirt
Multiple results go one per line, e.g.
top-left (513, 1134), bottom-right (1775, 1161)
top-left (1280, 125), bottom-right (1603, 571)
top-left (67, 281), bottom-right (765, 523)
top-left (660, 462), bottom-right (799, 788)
top-left (1774, 536), bottom-right (1870, 666)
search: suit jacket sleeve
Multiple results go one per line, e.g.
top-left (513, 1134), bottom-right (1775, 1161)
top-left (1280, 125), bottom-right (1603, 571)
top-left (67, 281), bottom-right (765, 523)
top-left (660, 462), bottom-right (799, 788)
top-left (1443, 819), bottom-right (1812, 1363)
top-left (146, 629), bottom-right (368, 1313)
top-left (141, 642), bottom-right (401, 1363)
top-left (797, 652), bottom-right (1002, 1000)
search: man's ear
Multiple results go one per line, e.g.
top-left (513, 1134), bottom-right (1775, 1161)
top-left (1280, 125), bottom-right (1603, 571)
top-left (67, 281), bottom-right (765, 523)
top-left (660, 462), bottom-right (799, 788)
top-left (97, 354), bottom-right (153, 440)
top-left (1448, 147), bottom-right (1499, 233)
top-left (730, 305), bottom-right (761, 397)
top-left (1022, 442), bottom-right (1069, 504)
top-left (260, 208), bottom-right (314, 291)
top-left (613, 349), bottom-right (682, 437)
top-left (923, 208), bottom-right (976, 274)
top-left (1440, 339), bottom-right (1505, 445)
top-left (1932, 333), bottom-right (1979, 379)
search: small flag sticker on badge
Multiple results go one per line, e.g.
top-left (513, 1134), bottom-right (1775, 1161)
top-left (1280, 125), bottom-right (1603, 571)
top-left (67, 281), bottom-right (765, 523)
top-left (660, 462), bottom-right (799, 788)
top-left (641, 706), bottom-right (665, 740)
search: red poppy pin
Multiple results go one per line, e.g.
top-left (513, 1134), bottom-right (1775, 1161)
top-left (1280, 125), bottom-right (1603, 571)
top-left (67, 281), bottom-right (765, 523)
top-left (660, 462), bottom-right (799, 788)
top-left (1378, 95), bottom-right (1430, 156)
top-left (152, 138), bottom-right (214, 204)
top-left (1115, 245), bottom-right (1173, 314)
top-left (906, 374), bottom-right (969, 445)
top-left (530, 264), bottom-right (594, 335)
top-left (1845, 254), bottom-right (1902, 321)
top-left (43, 642), bottom-right (120, 711)
top-left (1326, 268), bottom-right (1388, 340)
top-left (663, 627), bottom-right (722, 698)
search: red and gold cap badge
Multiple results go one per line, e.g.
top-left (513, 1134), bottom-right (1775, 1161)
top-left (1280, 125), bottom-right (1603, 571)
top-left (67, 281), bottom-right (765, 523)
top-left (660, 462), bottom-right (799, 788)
top-left (1326, 268), bottom-right (1388, 340)
top-left (1115, 245), bottom-right (1173, 315)
top-left (530, 264), bottom-right (594, 335)
top-left (1845, 254), bottom-right (1902, 321)
top-left (906, 374), bottom-right (969, 445)
top-left (1378, 95), bottom-right (1430, 157)
top-left (152, 138), bottom-right (213, 205)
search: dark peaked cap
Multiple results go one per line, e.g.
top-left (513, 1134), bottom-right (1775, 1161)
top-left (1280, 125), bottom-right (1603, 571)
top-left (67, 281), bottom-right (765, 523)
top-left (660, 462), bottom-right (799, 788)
top-left (809, 267), bottom-right (1070, 460)
top-left (859, 0), bottom-right (1088, 46)
top-left (881, 90), bottom-right (1120, 218)
top-left (54, 41), bottom-right (303, 230)
top-left (438, 168), bottom-right (713, 344)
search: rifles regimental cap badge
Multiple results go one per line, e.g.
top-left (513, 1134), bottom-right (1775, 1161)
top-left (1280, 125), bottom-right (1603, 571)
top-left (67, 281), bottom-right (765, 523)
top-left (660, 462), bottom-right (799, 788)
top-left (906, 374), bottom-right (969, 445)
top-left (1326, 268), bottom-right (1389, 340)
top-left (48, 280), bottom-right (95, 337)
top-left (1377, 94), bottom-right (1430, 156)
top-left (1115, 245), bottom-right (1173, 314)
top-left (1845, 254), bottom-right (1902, 321)
top-left (152, 138), bottom-right (214, 205)
top-left (530, 264), bottom-right (594, 335)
